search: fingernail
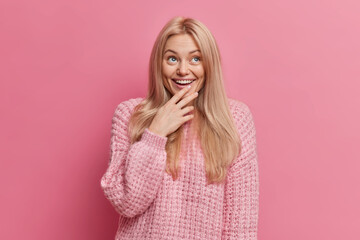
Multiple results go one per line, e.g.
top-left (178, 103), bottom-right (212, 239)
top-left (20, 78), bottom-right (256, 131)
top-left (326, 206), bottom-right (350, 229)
top-left (187, 85), bottom-right (191, 89)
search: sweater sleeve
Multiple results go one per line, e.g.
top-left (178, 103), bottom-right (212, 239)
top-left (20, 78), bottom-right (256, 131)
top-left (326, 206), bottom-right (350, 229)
top-left (100, 100), bottom-right (168, 218)
top-left (222, 102), bottom-right (259, 240)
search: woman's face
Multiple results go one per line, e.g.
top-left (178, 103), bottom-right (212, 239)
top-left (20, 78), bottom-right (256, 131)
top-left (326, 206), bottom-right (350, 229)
top-left (162, 34), bottom-right (205, 99)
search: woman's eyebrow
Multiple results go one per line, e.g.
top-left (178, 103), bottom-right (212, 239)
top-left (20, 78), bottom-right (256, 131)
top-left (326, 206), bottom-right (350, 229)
top-left (164, 49), bottom-right (201, 54)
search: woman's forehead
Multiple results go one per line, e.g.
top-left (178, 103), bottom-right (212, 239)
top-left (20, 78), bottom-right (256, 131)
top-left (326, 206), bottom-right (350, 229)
top-left (164, 34), bottom-right (200, 53)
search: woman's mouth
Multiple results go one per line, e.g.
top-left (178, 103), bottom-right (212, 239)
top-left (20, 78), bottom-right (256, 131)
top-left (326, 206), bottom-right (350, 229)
top-left (172, 79), bottom-right (195, 88)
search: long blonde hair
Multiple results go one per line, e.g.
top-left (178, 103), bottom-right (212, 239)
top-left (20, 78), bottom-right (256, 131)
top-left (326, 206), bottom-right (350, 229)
top-left (128, 16), bottom-right (241, 184)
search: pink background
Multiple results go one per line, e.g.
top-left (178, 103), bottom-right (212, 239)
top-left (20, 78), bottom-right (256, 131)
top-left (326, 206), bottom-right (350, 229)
top-left (1, 0), bottom-right (359, 239)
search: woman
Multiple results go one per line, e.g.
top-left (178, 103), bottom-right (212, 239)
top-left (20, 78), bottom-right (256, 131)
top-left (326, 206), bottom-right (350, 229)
top-left (100, 16), bottom-right (259, 240)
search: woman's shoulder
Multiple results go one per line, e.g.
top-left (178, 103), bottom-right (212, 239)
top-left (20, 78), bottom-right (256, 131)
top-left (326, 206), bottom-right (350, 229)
top-left (116, 97), bottom-right (145, 110)
top-left (113, 97), bottom-right (145, 120)
top-left (227, 98), bottom-right (253, 116)
top-left (227, 97), bottom-right (255, 128)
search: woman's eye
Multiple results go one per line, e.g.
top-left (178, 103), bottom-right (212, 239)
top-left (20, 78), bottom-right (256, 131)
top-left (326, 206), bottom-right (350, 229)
top-left (192, 57), bottom-right (200, 63)
top-left (168, 57), bottom-right (177, 63)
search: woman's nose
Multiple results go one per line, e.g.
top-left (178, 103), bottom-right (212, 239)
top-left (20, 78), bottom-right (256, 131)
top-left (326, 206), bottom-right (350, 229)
top-left (177, 61), bottom-right (190, 75)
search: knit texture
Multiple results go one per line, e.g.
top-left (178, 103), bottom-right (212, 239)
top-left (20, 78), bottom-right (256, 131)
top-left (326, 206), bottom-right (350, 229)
top-left (100, 97), bottom-right (259, 240)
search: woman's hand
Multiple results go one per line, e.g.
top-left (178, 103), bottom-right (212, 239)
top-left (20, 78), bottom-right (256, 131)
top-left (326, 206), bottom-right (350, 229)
top-left (148, 86), bottom-right (198, 137)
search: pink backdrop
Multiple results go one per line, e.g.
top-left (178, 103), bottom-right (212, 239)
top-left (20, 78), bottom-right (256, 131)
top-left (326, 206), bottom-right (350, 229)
top-left (1, 0), bottom-right (359, 239)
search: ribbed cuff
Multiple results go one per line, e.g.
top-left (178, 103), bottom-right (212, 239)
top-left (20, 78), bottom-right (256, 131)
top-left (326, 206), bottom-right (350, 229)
top-left (141, 128), bottom-right (168, 150)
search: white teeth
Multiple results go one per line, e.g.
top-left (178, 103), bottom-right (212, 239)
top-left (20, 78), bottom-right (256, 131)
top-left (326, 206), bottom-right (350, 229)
top-left (175, 80), bottom-right (194, 84)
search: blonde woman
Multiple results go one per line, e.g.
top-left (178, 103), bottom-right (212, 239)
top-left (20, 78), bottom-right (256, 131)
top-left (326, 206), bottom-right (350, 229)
top-left (100, 16), bottom-right (259, 240)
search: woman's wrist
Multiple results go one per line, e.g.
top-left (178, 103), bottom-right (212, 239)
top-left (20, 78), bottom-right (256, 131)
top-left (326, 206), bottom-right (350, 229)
top-left (148, 127), bottom-right (167, 138)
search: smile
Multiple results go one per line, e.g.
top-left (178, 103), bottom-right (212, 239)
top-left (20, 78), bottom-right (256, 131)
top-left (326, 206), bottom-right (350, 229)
top-left (172, 79), bottom-right (195, 85)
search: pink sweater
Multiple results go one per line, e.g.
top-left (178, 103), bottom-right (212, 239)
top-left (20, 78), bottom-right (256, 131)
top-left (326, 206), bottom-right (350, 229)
top-left (100, 97), bottom-right (259, 240)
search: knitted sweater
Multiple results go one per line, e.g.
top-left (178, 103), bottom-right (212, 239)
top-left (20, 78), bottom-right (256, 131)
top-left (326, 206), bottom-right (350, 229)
top-left (100, 97), bottom-right (259, 240)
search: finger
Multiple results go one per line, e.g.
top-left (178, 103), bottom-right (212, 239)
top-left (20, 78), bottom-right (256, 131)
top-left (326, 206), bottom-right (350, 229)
top-left (181, 114), bottom-right (194, 123)
top-left (177, 91), bottom-right (198, 109)
top-left (179, 105), bottom-right (194, 115)
top-left (168, 86), bottom-right (192, 105)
